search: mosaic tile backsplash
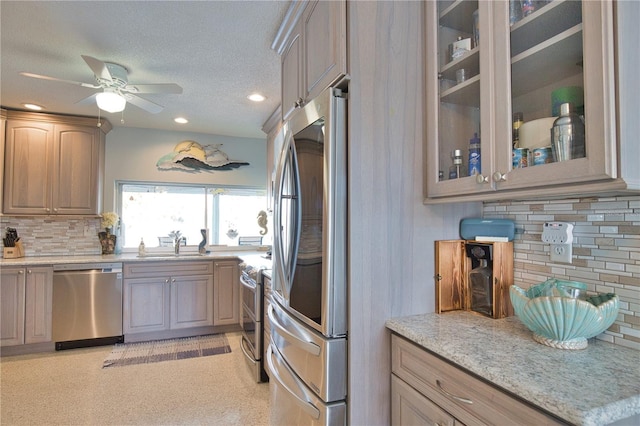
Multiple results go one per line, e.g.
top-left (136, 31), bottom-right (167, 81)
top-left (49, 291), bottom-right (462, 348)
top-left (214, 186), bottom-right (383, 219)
top-left (2, 195), bottom-right (639, 351)
top-left (484, 196), bottom-right (640, 351)
top-left (0, 216), bottom-right (104, 256)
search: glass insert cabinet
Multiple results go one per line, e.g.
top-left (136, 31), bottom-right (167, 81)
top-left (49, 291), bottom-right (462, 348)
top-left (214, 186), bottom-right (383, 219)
top-left (425, 0), bottom-right (617, 202)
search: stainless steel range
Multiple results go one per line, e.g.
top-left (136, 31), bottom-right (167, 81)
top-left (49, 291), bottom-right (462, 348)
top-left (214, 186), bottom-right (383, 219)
top-left (238, 256), bottom-right (271, 382)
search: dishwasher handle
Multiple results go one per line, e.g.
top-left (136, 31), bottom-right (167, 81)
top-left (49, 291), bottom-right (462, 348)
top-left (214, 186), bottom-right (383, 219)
top-left (53, 263), bottom-right (122, 272)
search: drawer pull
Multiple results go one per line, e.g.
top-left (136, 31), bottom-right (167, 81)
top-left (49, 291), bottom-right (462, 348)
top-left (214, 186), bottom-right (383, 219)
top-left (436, 379), bottom-right (473, 405)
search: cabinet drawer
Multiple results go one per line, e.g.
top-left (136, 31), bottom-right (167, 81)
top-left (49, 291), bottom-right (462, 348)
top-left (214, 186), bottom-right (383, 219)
top-left (392, 375), bottom-right (456, 426)
top-left (391, 334), bottom-right (564, 426)
top-left (124, 261), bottom-right (213, 278)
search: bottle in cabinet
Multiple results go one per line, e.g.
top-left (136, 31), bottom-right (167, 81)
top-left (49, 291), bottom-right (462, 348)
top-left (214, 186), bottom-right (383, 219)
top-left (425, 0), bottom-right (619, 201)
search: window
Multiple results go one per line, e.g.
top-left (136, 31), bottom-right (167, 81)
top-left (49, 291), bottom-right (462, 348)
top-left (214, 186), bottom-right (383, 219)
top-left (117, 182), bottom-right (267, 249)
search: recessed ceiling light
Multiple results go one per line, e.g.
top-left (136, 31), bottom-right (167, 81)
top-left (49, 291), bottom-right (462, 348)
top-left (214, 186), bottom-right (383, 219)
top-left (23, 103), bottom-right (44, 111)
top-left (247, 93), bottom-right (266, 102)
top-left (174, 117), bottom-right (188, 124)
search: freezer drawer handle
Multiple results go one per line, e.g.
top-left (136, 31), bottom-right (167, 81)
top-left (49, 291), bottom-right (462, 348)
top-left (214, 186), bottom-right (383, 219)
top-left (268, 305), bottom-right (321, 356)
top-left (266, 345), bottom-right (321, 420)
top-left (240, 335), bottom-right (257, 365)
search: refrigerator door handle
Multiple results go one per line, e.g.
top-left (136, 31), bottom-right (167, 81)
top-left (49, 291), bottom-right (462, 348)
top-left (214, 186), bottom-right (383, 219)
top-left (268, 304), bottom-right (321, 356)
top-left (266, 344), bottom-right (321, 420)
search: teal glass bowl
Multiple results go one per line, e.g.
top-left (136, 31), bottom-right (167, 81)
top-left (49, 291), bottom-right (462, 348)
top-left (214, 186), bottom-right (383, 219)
top-left (510, 279), bottom-right (619, 350)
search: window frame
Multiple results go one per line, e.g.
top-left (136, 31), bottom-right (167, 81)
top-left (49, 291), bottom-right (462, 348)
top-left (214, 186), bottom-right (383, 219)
top-left (115, 180), bottom-right (267, 253)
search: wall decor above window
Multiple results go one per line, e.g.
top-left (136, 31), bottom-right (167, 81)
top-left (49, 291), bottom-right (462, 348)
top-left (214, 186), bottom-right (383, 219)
top-left (156, 140), bottom-right (249, 172)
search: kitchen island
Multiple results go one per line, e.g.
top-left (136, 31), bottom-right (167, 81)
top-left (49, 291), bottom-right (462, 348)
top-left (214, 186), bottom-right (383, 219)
top-left (386, 312), bottom-right (640, 425)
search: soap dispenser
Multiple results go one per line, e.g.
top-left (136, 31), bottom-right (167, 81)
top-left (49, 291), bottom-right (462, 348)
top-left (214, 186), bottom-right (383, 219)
top-left (138, 238), bottom-right (146, 256)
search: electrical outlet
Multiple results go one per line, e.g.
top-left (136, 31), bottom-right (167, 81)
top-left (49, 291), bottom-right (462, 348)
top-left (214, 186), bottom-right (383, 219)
top-left (550, 243), bottom-right (572, 263)
top-left (542, 222), bottom-right (574, 244)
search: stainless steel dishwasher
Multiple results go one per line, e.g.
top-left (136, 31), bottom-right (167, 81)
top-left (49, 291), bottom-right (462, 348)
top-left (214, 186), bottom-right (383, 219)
top-left (52, 263), bottom-right (124, 350)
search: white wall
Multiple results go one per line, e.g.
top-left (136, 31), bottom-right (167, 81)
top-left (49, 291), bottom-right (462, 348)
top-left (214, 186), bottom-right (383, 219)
top-left (102, 127), bottom-right (267, 210)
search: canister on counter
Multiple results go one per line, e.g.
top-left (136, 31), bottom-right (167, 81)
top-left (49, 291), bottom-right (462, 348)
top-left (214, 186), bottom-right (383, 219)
top-left (512, 147), bottom-right (529, 168)
top-left (532, 146), bottom-right (553, 165)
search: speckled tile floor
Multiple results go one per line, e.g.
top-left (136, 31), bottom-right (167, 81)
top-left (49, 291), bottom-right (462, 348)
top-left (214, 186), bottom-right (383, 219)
top-left (0, 332), bottom-right (270, 425)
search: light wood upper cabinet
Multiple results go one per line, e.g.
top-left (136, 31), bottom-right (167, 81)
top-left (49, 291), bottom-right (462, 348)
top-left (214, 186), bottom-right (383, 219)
top-left (262, 105), bottom-right (283, 213)
top-left (281, 18), bottom-right (304, 121)
top-left (302, 0), bottom-right (347, 101)
top-left (3, 111), bottom-right (109, 215)
top-left (424, 0), bottom-right (637, 203)
top-left (276, 0), bottom-right (347, 121)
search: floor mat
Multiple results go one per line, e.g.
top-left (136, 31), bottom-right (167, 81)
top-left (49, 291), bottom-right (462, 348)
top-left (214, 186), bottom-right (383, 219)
top-left (102, 334), bottom-right (231, 368)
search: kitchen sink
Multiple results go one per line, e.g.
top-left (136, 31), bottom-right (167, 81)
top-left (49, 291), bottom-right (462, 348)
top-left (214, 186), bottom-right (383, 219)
top-left (137, 253), bottom-right (206, 258)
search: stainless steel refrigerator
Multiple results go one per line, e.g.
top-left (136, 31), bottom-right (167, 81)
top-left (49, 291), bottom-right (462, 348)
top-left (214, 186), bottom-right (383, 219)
top-left (267, 86), bottom-right (347, 425)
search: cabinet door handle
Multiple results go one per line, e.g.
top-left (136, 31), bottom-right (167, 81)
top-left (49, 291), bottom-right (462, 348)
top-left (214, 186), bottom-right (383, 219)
top-left (492, 171), bottom-right (507, 182)
top-left (18, 270), bottom-right (24, 275)
top-left (476, 174), bottom-right (490, 184)
top-left (171, 278), bottom-right (176, 283)
top-left (436, 379), bottom-right (473, 404)
top-left (27, 269), bottom-right (32, 274)
top-left (295, 98), bottom-right (304, 108)
top-left (165, 278), bottom-right (170, 284)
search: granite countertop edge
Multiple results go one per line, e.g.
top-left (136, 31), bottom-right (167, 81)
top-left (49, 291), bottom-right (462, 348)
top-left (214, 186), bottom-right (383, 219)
top-left (386, 312), bottom-right (640, 426)
top-left (0, 251), bottom-right (270, 266)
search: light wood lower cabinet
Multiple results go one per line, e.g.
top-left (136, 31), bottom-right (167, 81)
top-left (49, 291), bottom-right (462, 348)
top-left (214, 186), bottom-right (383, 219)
top-left (123, 261), bottom-right (214, 334)
top-left (212, 260), bottom-right (239, 326)
top-left (0, 266), bottom-right (53, 347)
top-left (391, 334), bottom-right (565, 426)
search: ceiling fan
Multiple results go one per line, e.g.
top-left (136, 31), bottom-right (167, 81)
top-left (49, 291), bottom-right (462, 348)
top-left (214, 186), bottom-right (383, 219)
top-left (20, 55), bottom-right (183, 114)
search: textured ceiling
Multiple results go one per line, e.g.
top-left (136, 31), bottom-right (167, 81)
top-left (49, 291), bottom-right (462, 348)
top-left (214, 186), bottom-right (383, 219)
top-left (0, 1), bottom-right (289, 139)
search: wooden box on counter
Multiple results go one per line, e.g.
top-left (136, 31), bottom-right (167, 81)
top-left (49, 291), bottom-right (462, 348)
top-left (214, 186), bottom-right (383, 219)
top-left (435, 240), bottom-right (513, 319)
top-left (3, 241), bottom-right (24, 259)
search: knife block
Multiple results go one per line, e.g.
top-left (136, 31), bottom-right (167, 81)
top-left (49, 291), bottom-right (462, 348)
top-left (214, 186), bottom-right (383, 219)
top-left (3, 240), bottom-right (25, 259)
top-left (435, 240), bottom-right (514, 319)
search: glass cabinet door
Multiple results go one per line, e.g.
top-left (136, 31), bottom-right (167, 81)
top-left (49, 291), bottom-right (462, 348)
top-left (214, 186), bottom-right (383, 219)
top-left (425, 0), bottom-right (617, 201)
top-left (426, 0), bottom-right (495, 198)
top-left (493, 0), bottom-right (616, 191)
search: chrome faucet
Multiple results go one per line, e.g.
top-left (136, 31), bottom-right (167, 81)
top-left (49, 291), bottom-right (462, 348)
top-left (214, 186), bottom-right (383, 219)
top-left (169, 230), bottom-right (182, 255)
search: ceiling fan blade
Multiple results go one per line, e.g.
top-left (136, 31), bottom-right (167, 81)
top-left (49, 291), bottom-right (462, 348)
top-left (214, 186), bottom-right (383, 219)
top-left (123, 93), bottom-right (164, 114)
top-left (75, 93), bottom-right (98, 106)
top-left (124, 83), bottom-right (183, 94)
top-left (81, 55), bottom-right (113, 81)
top-left (19, 72), bottom-right (100, 89)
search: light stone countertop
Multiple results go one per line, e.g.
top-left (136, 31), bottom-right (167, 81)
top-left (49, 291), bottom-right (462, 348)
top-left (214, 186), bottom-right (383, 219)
top-left (0, 250), bottom-right (269, 267)
top-left (386, 312), bottom-right (640, 426)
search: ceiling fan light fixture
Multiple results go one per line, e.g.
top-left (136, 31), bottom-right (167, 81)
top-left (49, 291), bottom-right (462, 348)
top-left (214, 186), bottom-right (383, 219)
top-left (96, 91), bottom-right (126, 113)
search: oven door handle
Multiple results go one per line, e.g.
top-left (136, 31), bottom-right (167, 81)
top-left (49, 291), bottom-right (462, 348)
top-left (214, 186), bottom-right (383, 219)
top-left (240, 335), bottom-right (257, 365)
top-left (268, 304), bottom-right (321, 356)
top-left (266, 344), bottom-right (321, 420)
top-left (239, 273), bottom-right (257, 291)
